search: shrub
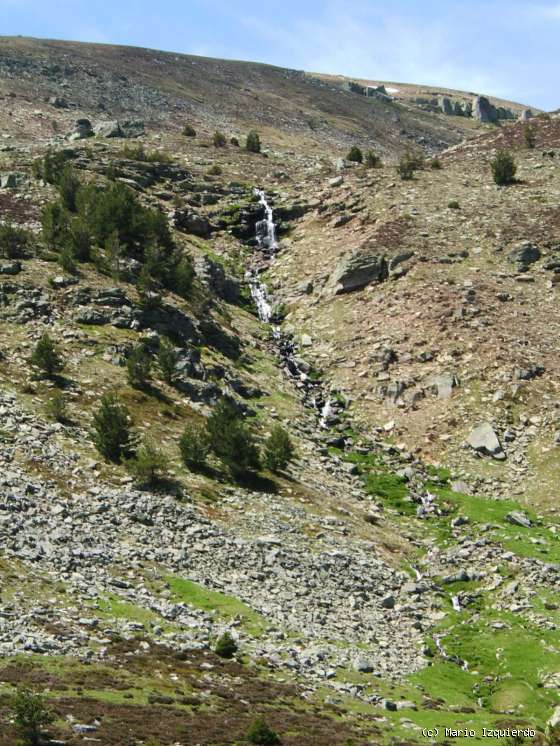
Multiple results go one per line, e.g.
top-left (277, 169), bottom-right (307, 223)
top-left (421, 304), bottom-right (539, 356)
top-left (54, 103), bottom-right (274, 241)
top-left (447, 200), bottom-right (460, 209)
top-left (41, 202), bottom-right (69, 249)
top-left (346, 145), bottom-right (363, 163)
top-left (397, 149), bottom-right (423, 180)
top-left (67, 217), bottom-right (91, 261)
top-left (364, 149), bottom-right (381, 168)
top-left (182, 124), bottom-right (196, 137)
top-left (523, 123), bottom-right (536, 149)
top-left (207, 400), bottom-right (260, 477)
top-left (126, 437), bottom-right (169, 485)
top-left (246, 716), bottom-right (281, 745)
top-left (32, 149), bottom-right (68, 184)
top-left (11, 688), bottom-right (54, 746)
top-left (430, 157), bottom-right (442, 169)
top-left (30, 332), bottom-right (64, 378)
top-left (126, 344), bottom-right (152, 388)
top-left (230, 136), bottom-right (240, 147)
top-left (91, 392), bottom-right (135, 462)
top-left (157, 339), bottom-right (179, 384)
top-left (0, 222), bottom-right (31, 259)
top-left (45, 391), bottom-right (68, 423)
top-left (172, 257), bottom-right (195, 298)
top-left (179, 423), bottom-right (210, 471)
top-left (213, 130), bottom-right (227, 148)
top-left (207, 164), bottom-right (222, 175)
top-left (264, 426), bottom-right (295, 472)
top-left (58, 245), bottom-right (77, 274)
top-left (214, 631), bottom-right (238, 659)
top-left (491, 149), bottom-right (517, 185)
top-left (57, 164), bottom-right (81, 212)
top-left (245, 130), bottom-right (261, 153)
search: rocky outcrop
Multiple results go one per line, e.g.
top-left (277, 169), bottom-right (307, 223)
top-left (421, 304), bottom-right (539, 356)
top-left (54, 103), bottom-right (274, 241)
top-left (172, 208), bottom-right (212, 237)
top-left (194, 255), bottom-right (240, 304)
top-left (328, 249), bottom-right (388, 294)
top-left (472, 96), bottom-right (498, 123)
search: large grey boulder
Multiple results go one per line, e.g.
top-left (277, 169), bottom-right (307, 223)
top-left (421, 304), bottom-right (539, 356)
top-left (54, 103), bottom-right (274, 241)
top-left (427, 373), bottom-right (458, 400)
top-left (506, 511), bottom-right (532, 529)
top-left (69, 118), bottom-right (93, 141)
top-left (328, 249), bottom-right (388, 294)
top-left (519, 109), bottom-right (533, 121)
top-left (472, 96), bottom-right (498, 123)
top-left (467, 422), bottom-right (505, 459)
top-left (172, 208), bottom-right (211, 238)
top-left (94, 119), bottom-right (145, 138)
top-left (119, 120), bottom-right (145, 138)
top-left (94, 120), bottom-right (122, 138)
top-left (507, 241), bottom-right (541, 267)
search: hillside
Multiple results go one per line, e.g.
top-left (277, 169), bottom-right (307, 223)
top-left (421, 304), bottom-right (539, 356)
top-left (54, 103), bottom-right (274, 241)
top-left (0, 35), bottom-right (559, 746)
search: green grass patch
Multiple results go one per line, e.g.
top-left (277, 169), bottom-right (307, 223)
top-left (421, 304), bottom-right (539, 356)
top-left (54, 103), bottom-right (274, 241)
top-left (166, 576), bottom-right (268, 636)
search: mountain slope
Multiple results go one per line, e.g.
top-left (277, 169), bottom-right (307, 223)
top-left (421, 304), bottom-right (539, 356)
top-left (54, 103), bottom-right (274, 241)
top-left (0, 35), bottom-right (559, 746)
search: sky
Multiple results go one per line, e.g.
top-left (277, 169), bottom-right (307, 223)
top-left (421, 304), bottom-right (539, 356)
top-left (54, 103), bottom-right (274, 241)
top-left (1, 0), bottom-right (559, 109)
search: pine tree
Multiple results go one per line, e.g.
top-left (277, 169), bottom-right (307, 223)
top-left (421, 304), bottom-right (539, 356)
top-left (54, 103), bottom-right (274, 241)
top-left (41, 202), bottom-right (69, 249)
top-left (346, 145), bottom-right (363, 163)
top-left (491, 150), bottom-right (517, 185)
top-left (11, 689), bottom-right (54, 746)
top-left (213, 130), bottom-right (227, 147)
top-left (156, 339), bottom-right (179, 384)
top-left (214, 631), bottom-right (238, 659)
top-left (30, 332), bottom-right (64, 378)
top-left (246, 716), bottom-right (281, 745)
top-left (91, 392), bottom-right (135, 462)
top-left (126, 344), bottom-right (152, 388)
top-left (207, 400), bottom-right (260, 477)
top-left (245, 130), bottom-right (261, 153)
top-left (264, 426), bottom-right (295, 472)
top-left (126, 437), bottom-right (169, 485)
top-left (179, 423), bottom-right (210, 471)
top-left (57, 164), bottom-right (81, 212)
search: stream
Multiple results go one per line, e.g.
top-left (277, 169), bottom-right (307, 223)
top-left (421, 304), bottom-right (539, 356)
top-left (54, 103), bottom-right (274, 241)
top-left (247, 188), bottom-right (335, 428)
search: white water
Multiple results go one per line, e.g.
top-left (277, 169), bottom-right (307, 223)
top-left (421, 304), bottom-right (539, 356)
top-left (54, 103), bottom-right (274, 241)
top-left (248, 189), bottom-right (337, 424)
top-left (254, 188), bottom-right (278, 253)
top-left (451, 595), bottom-right (461, 612)
top-left (319, 397), bottom-right (333, 429)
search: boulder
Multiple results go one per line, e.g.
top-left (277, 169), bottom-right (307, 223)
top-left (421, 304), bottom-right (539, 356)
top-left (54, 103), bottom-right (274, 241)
top-left (506, 511), bottom-right (532, 529)
top-left (69, 118), bottom-right (93, 141)
top-left (472, 96), bottom-right (498, 123)
top-left (172, 208), bottom-right (211, 238)
top-left (507, 241), bottom-right (541, 267)
top-left (519, 109), bottom-right (533, 121)
top-left (328, 249), bottom-right (388, 294)
top-left (427, 373), bottom-right (458, 400)
top-left (354, 657), bottom-right (375, 673)
top-left (467, 422), bottom-right (505, 459)
top-left (119, 120), bottom-right (145, 138)
top-left (94, 120), bottom-right (122, 138)
top-left (48, 96), bottom-right (69, 108)
top-left (0, 261), bottom-right (22, 275)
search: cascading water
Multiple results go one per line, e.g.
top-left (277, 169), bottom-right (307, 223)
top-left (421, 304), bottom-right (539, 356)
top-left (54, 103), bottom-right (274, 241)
top-left (254, 188), bottom-right (278, 254)
top-left (247, 189), bottom-right (334, 425)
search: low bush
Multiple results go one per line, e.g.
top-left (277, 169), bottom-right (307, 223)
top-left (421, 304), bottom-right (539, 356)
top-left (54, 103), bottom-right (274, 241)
top-left (346, 145), bottom-right (363, 163)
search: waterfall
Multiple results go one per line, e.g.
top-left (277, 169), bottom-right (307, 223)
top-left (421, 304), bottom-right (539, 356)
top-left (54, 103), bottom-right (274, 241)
top-left (254, 188), bottom-right (278, 254)
top-left (451, 595), bottom-right (461, 612)
top-left (319, 396), bottom-right (333, 429)
top-left (247, 188), bottom-right (337, 426)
